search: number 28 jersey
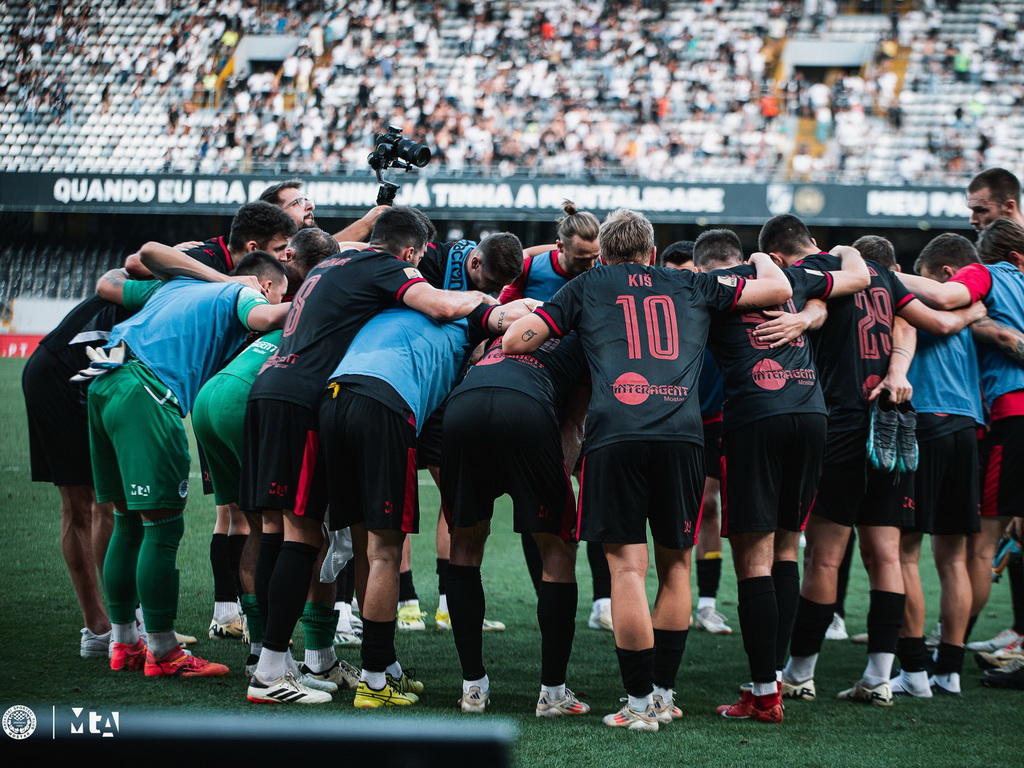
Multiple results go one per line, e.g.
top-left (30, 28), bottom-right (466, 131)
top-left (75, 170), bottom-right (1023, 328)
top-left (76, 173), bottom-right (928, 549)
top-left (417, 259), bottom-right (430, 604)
top-left (535, 263), bottom-right (745, 452)
top-left (798, 253), bottom-right (915, 438)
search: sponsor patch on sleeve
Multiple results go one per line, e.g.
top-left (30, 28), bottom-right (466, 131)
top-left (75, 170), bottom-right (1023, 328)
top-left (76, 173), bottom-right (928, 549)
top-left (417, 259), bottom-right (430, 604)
top-left (404, 267), bottom-right (423, 280)
top-left (717, 275), bottom-right (739, 287)
top-left (802, 268), bottom-right (825, 277)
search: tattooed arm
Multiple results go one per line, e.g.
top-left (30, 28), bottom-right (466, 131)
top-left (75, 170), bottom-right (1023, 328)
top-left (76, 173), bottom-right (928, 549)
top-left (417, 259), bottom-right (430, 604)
top-left (503, 313), bottom-right (551, 354)
top-left (485, 298), bottom-right (541, 335)
top-left (95, 268), bottom-right (131, 305)
top-left (971, 317), bottom-right (1024, 366)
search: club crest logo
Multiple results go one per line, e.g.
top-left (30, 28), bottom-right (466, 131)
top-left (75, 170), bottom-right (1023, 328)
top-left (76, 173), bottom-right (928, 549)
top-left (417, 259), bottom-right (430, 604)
top-left (3, 705), bottom-right (37, 740)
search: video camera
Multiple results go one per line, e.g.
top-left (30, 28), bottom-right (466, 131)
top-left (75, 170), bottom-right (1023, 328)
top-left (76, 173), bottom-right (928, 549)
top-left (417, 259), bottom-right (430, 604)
top-left (368, 125), bottom-right (432, 206)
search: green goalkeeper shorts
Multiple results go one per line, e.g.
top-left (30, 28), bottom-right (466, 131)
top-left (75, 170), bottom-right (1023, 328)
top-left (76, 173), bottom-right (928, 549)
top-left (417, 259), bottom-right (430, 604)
top-left (192, 372), bottom-right (249, 506)
top-left (88, 361), bottom-right (190, 511)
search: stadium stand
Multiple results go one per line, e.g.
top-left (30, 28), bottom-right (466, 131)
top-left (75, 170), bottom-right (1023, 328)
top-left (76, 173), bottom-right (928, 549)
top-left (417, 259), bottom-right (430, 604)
top-left (2, 0), bottom-right (1020, 185)
top-left (0, 244), bottom-right (123, 309)
top-left (3, 0), bottom-right (1024, 310)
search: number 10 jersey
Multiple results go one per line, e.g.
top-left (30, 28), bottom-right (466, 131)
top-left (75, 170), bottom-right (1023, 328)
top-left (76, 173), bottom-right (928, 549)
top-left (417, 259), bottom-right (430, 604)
top-left (535, 263), bottom-right (745, 453)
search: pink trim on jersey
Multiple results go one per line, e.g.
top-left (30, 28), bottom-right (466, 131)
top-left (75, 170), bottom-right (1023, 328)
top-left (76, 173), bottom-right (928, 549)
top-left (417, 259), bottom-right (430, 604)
top-left (950, 262), bottom-right (993, 303)
top-left (727, 279), bottom-right (747, 312)
top-left (293, 430), bottom-right (320, 517)
top-left (480, 304), bottom-right (497, 329)
top-left (499, 256), bottom-right (532, 303)
top-left (215, 236), bottom-right (233, 271)
top-left (821, 270), bottom-right (835, 299)
top-left (895, 292), bottom-right (916, 311)
top-left (396, 276), bottom-right (427, 302)
top-left (549, 249), bottom-right (571, 279)
top-left (534, 307), bottom-right (563, 336)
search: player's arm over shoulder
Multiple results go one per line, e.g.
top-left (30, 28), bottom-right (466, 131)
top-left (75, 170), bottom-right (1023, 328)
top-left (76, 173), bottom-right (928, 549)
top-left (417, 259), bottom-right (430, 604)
top-left (237, 287), bottom-right (290, 332)
top-left (96, 269), bottom-right (161, 310)
top-left (402, 281), bottom-right (496, 322)
top-left (502, 312), bottom-right (551, 354)
top-left (896, 268), bottom-right (976, 310)
top-left (734, 252), bottom-right (792, 309)
top-left (823, 244), bottom-right (870, 297)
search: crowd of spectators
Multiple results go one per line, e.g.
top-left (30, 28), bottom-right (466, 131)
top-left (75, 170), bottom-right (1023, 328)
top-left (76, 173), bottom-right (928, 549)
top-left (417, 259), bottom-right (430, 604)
top-left (782, 3), bottom-right (1024, 184)
top-left (5, 0), bottom-right (1024, 184)
top-left (175, 0), bottom-right (823, 180)
top-left (2, 1), bottom-right (96, 125)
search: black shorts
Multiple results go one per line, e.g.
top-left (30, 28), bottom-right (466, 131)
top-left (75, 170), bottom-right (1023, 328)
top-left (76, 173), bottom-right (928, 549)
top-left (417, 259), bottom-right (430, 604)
top-left (910, 425), bottom-right (980, 535)
top-left (579, 440), bottom-right (703, 549)
top-left (23, 345), bottom-right (93, 486)
top-left (240, 398), bottom-right (326, 518)
top-left (416, 405), bottom-right (444, 470)
top-left (319, 388), bottom-right (419, 533)
top-left (703, 419), bottom-right (723, 480)
top-left (440, 388), bottom-right (577, 542)
top-left (812, 449), bottom-right (915, 528)
top-left (979, 416), bottom-right (1024, 517)
top-left (720, 413), bottom-right (826, 536)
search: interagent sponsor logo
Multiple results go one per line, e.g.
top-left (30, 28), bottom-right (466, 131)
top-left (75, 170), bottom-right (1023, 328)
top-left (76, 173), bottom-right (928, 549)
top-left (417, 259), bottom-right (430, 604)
top-left (611, 373), bottom-right (688, 405)
top-left (3, 705), bottom-right (36, 740)
top-left (70, 708), bottom-right (120, 737)
top-left (751, 359), bottom-right (816, 391)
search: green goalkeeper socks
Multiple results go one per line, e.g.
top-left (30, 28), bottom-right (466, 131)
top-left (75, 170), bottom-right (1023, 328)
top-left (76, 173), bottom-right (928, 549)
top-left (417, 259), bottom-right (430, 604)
top-left (103, 511), bottom-right (144, 625)
top-left (137, 513), bottom-right (185, 633)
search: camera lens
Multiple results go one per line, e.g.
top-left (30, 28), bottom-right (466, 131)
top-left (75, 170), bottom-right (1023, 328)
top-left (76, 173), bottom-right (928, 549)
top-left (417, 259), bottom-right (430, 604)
top-left (396, 138), bottom-right (431, 168)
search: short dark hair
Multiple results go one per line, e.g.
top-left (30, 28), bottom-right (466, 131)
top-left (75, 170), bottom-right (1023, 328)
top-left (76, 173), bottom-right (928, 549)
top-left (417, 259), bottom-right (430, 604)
top-left (290, 228), bottom-right (340, 275)
top-left (660, 240), bottom-right (694, 267)
top-left (229, 201), bottom-right (297, 253)
top-left (232, 250), bottom-right (288, 284)
top-left (851, 235), bottom-right (896, 269)
top-left (258, 178), bottom-right (304, 206)
top-left (914, 233), bottom-right (980, 274)
top-left (369, 205), bottom-right (428, 255)
top-left (478, 232), bottom-right (524, 284)
top-left (977, 218), bottom-right (1024, 265)
top-left (758, 214), bottom-right (814, 256)
top-left (693, 230), bottom-right (744, 269)
top-left (968, 168), bottom-right (1022, 206)
top-left (408, 207), bottom-right (437, 243)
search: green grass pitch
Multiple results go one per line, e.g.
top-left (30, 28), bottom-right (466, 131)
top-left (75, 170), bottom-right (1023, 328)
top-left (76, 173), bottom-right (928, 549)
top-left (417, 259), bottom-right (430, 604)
top-left (0, 358), bottom-right (1017, 765)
